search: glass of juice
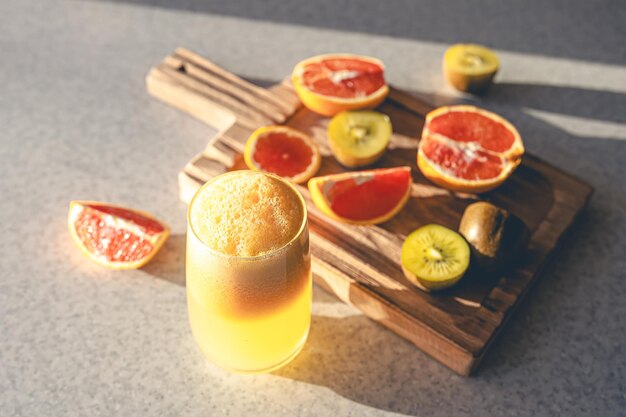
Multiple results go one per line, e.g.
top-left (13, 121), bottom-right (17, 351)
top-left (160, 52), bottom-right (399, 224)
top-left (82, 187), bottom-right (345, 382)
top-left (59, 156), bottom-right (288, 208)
top-left (186, 170), bottom-right (311, 373)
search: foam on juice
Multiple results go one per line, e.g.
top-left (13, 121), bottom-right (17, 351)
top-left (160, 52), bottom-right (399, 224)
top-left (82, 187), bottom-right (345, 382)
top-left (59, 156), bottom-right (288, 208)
top-left (189, 170), bottom-right (304, 257)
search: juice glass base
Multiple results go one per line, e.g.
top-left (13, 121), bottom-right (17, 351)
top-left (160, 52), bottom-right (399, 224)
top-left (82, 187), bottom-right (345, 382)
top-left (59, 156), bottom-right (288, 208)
top-left (197, 327), bottom-right (309, 374)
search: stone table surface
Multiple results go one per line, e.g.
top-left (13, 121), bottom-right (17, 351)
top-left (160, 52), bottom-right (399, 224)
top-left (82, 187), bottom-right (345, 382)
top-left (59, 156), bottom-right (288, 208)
top-left (1, 1), bottom-right (625, 416)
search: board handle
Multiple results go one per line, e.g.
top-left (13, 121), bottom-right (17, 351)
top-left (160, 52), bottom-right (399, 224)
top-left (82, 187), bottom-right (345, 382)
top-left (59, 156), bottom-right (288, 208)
top-left (146, 47), bottom-right (301, 133)
top-left (146, 48), bottom-right (304, 204)
top-left (145, 48), bottom-right (304, 204)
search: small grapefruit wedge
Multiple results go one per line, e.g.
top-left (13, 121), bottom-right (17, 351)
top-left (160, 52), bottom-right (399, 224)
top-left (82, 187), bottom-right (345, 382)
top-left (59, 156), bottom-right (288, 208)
top-left (68, 201), bottom-right (169, 270)
top-left (244, 125), bottom-right (321, 184)
top-left (417, 105), bottom-right (524, 193)
top-left (292, 54), bottom-right (389, 116)
top-left (308, 166), bottom-right (412, 225)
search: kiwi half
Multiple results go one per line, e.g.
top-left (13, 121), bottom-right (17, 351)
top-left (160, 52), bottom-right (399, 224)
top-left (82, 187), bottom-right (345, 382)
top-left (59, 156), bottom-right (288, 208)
top-left (443, 44), bottom-right (499, 94)
top-left (401, 224), bottom-right (470, 291)
top-left (327, 110), bottom-right (392, 168)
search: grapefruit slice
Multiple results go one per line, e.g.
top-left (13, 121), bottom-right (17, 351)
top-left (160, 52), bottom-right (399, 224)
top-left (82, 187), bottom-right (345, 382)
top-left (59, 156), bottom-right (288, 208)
top-left (417, 105), bottom-right (524, 193)
top-left (308, 166), bottom-right (412, 225)
top-left (68, 201), bottom-right (169, 270)
top-left (292, 54), bottom-right (389, 116)
top-left (244, 126), bottom-right (321, 184)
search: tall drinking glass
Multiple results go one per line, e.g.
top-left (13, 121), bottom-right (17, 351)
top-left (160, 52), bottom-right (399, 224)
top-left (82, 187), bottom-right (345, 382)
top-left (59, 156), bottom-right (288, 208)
top-left (186, 170), bottom-right (311, 373)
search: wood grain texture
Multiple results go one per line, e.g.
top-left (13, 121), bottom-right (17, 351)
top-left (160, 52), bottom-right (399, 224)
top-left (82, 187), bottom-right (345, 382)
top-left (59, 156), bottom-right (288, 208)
top-left (147, 49), bottom-right (593, 376)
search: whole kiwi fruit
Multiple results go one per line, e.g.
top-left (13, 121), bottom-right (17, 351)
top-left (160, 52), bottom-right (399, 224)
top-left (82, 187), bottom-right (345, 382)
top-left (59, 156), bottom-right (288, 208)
top-left (458, 202), bottom-right (529, 271)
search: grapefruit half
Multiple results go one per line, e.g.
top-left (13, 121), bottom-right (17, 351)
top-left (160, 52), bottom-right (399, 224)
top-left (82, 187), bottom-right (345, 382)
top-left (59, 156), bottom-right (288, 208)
top-left (292, 54), bottom-right (389, 116)
top-left (417, 105), bottom-right (524, 193)
top-left (68, 201), bottom-right (169, 270)
top-left (244, 125), bottom-right (321, 184)
top-left (308, 166), bottom-right (412, 225)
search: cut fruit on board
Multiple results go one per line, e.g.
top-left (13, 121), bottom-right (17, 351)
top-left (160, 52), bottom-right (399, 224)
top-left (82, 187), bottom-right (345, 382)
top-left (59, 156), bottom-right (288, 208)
top-left (308, 166), bottom-right (412, 225)
top-left (401, 224), bottom-right (471, 292)
top-left (292, 54), bottom-right (389, 116)
top-left (244, 125), bottom-right (321, 184)
top-left (443, 44), bottom-right (499, 94)
top-left (147, 48), bottom-right (594, 376)
top-left (68, 201), bottom-right (170, 270)
top-left (417, 105), bottom-right (524, 194)
top-left (328, 110), bottom-right (392, 168)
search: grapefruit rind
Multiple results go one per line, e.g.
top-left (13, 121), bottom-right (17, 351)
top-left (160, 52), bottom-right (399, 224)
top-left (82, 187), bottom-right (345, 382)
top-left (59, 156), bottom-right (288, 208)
top-left (68, 201), bottom-right (170, 270)
top-left (307, 167), bottom-right (412, 225)
top-left (417, 147), bottom-right (522, 194)
top-left (418, 105), bottom-right (524, 194)
top-left (423, 105), bottom-right (524, 159)
top-left (292, 54), bottom-right (390, 116)
top-left (244, 125), bottom-right (321, 184)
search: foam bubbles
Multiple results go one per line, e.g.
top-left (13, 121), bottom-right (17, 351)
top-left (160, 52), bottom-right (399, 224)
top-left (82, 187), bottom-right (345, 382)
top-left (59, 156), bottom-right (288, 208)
top-left (190, 171), bottom-right (304, 257)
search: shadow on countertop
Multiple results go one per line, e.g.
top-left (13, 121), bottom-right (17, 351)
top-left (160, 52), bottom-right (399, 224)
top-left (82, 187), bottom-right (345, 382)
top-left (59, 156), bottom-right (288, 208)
top-left (142, 233), bottom-right (187, 286)
top-left (487, 83), bottom-right (626, 125)
top-left (90, 0), bottom-right (626, 66)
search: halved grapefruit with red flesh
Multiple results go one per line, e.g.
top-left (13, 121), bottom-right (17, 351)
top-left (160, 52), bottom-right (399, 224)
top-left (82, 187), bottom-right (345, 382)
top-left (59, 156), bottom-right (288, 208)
top-left (308, 166), bottom-right (412, 225)
top-left (244, 126), bottom-right (321, 184)
top-left (68, 201), bottom-right (170, 270)
top-left (418, 105), bottom-right (524, 193)
top-left (292, 54), bottom-right (389, 116)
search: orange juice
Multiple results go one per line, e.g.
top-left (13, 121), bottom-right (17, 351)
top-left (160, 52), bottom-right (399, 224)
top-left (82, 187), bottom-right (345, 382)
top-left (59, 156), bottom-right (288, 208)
top-left (186, 171), bottom-right (311, 373)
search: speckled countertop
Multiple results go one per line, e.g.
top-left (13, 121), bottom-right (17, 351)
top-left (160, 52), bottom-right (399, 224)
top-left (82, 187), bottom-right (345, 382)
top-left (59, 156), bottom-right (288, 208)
top-left (1, 1), bottom-right (625, 416)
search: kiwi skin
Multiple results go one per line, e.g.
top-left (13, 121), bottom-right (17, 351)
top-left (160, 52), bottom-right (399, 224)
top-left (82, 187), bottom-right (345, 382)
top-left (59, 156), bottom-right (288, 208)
top-left (402, 264), bottom-right (465, 293)
top-left (443, 44), bottom-right (500, 94)
top-left (444, 70), bottom-right (497, 94)
top-left (458, 202), bottom-right (529, 271)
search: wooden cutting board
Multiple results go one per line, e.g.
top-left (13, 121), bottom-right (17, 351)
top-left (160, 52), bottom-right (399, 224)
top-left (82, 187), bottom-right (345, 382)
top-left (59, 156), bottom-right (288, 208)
top-left (146, 48), bottom-right (593, 376)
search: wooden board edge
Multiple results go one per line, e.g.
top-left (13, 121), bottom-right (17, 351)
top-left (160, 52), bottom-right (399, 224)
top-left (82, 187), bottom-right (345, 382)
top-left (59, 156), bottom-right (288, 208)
top-left (178, 171), bottom-right (204, 205)
top-left (469, 183), bottom-right (593, 373)
top-left (313, 257), bottom-right (475, 376)
top-left (524, 154), bottom-right (595, 198)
